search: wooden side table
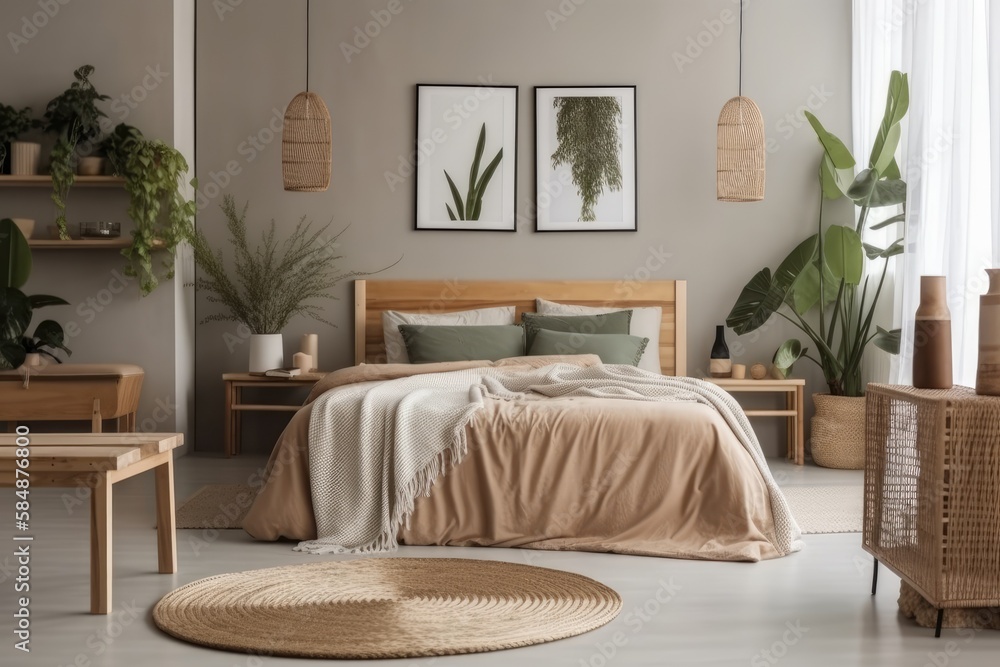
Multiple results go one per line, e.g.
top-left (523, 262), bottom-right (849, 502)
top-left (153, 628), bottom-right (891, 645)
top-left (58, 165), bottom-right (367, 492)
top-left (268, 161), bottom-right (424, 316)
top-left (703, 378), bottom-right (806, 464)
top-left (864, 384), bottom-right (1000, 637)
top-left (0, 432), bottom-right (183, 614)
top-left (223, 373), bottom-right (327, 456)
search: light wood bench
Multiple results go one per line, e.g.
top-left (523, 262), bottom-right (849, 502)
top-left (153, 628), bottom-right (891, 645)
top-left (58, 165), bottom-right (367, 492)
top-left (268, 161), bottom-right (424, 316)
top-left (0, 364), bottom-right (144, 433)
top-left (0, 432), bottom-right (182, 614)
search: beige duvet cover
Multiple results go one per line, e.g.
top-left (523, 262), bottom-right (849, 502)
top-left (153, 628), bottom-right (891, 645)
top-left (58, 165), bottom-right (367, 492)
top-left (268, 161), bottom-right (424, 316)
top-left (243, 357), bottom-right (789, 561)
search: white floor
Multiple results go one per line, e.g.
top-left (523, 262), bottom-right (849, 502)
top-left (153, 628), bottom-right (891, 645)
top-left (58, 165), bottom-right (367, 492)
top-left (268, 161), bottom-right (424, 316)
top-left (3, 456), bottom-right (998, 667)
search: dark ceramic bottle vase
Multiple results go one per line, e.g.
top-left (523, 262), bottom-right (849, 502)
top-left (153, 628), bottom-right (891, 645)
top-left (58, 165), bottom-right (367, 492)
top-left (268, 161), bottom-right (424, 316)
top-left (710, 325), bottom-right (732, 378)
top-left (912, 276), bottom-right (953, 389)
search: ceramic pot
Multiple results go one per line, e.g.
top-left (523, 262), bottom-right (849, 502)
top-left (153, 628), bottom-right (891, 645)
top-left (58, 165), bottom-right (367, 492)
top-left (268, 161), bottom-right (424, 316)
top-left (709, 325), bottom-right (732, 378)
top-left (10, 218), bottom-right (34, 240)
top-left (249, 334), bottom-right (283, 373)
top-left (912, 276), bottom-right (953, 389)
top-left (976, 269), bottom-right (1000, 396)
top-left (811, 394), bottom-right (866, 469)
top-left (77, 156), bottom-right (105, 176)
top-left (10, 141), bottom-right (41, 175)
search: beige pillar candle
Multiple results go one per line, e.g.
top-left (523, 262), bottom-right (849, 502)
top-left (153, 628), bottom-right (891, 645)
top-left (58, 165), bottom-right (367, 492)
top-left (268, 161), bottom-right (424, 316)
top-left (300, 334), bottom-right (319, 372)
top-left (292, 352), bottom-right (313, 374)
top-left (731, 364), bottom-right (747, 379)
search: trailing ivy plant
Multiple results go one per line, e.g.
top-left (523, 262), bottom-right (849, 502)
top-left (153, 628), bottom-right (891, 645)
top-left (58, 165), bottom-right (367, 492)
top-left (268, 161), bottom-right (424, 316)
top-left (102, 124), bottom-right (196, 295)
top-left (444, 123), bottom-right (503, 221)
top-left (42, 65), bottom-right (110, 240)
top-left (551, 96), bottom-right (623, 221)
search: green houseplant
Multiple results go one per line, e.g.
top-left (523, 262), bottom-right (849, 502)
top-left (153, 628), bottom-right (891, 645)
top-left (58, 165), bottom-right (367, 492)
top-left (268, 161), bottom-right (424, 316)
top-left (551, 96), bottom-right (624, 222)
top-left (101, 123), bottom-right (196, 296)
top-left (726, 71), bottom-right (909, 468)
top-left (1, 219), bottom-right (71, 369)
top-left (42, 65), bottom-right (111, 239)
top-left (0, 104), bottom-right (37, 174)
top-left (444, 123), bottom-right (503, 221)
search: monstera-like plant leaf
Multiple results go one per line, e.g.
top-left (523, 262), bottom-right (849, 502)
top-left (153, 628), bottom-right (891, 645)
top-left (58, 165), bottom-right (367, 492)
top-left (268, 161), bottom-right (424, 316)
top-left (1, 219), bottom-right (32, 290)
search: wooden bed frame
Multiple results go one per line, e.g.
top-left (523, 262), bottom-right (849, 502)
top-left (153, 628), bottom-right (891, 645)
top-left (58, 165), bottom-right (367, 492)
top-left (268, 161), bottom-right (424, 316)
top-left (354, 280), bottom-right (687, 376)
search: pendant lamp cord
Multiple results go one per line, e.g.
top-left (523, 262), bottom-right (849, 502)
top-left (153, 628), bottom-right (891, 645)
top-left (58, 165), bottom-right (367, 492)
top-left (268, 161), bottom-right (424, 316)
top-left (738, 0), bottom-right (743, 97)
top-left (306, 0), bottom-right (310, 91)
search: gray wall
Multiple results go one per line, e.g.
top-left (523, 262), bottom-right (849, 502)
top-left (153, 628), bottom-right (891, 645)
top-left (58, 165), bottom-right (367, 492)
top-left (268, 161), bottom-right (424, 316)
top-left (0, 0), bottom-right (195, 447)
top-left (189, 0), bottom-right (853, 457)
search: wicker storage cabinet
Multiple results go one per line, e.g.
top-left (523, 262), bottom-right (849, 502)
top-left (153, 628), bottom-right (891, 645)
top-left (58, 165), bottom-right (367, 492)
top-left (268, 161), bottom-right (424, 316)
top-left (863, 384), bottom-right (1000, 632)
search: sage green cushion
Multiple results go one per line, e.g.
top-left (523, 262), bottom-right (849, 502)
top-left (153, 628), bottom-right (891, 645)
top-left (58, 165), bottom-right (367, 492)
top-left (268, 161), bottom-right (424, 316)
top-left (398, 324), bottom-right (524, 363)
top-left (521, 310), bottom-right (632, 350)
top-left (527, 328), bottom-right (649, 366)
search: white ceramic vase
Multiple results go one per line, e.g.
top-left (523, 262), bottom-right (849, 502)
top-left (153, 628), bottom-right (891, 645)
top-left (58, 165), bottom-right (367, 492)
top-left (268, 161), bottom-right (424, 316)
top-left (249, 334), bottom-right (283, 373)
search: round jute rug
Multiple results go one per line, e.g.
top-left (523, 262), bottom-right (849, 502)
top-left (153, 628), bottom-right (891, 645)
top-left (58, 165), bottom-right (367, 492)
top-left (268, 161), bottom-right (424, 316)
top-left (153, 557), bottom-right (622, 659)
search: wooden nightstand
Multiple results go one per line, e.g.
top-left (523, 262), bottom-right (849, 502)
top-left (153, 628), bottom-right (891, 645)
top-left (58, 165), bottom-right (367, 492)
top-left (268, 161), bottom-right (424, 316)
top-left (703, 378), bottom-right (806, 465)
top-left (223, 372), bottom-right (327, 456)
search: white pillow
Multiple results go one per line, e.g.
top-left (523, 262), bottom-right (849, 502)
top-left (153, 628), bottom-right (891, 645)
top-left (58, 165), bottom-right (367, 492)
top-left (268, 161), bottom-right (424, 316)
top-left (382, 306), bottom-right (516, 363)
top-left (535, 298), bottom-right (662, 374)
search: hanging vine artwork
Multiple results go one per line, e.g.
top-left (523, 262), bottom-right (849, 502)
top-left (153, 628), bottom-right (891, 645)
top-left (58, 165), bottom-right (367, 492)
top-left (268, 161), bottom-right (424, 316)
top-left (550, 96), bottom-right (623, 222)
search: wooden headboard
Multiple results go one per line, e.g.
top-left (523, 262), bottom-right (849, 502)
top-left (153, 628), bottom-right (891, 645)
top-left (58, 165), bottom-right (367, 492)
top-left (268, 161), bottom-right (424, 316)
top-left (354, 280), bottom-right (688, 376)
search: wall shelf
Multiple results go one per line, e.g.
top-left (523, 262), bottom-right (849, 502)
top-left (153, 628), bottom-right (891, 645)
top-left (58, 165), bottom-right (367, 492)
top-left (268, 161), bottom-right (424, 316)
top-left (27, 238), bottom-right (165, 250)
top-left (0, 175), bottom-right (125, 188)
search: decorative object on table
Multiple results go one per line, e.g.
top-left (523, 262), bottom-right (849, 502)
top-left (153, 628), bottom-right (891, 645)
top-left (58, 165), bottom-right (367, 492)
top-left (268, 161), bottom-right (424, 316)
top-left (100, 123), bottom-right (195, 295)
top-left (976, 268), bottom-right (1000, 396)
top-left (534, 86), bottom-right (636, 231)
top-left (42, 65), bottom-right (111, 239)
top-left (10, 218), bottom-right (34, 240)
top-left (79, 221), bottom-right (121, 239)
top-left (415, 84), bottom-right (518, 231)
top-left (76, 155), bottom-right (104, 176)
top-left (263, 367), bottom-right (302, 378)
top-left (726, 72), bottom-right (908, 469)
top-left (716, 0), bottom-right (765, 202)
top-left (771, 339), bottom-right (805, 379)
top-left (281, 0), bottom-right (331, 192)
top-left (191, 196), bottom-right (393, 374)
top-left (152, 558), bottom-right (622, 659)
top-left (811, 394), bottom-right (866, 469)
top-left (709, 324), bottom-right (732, 378)
top-left (865, 384), bottom-right (1000, 637)
top-left (750, 363), bottom-right (768, 380)
top-left (0, 103), bottom-right (39, 175)
top-left (912, 275), bottom-right (953, 389)
top-left (10, 141), bottom-right (42, 176)
top-left (731, 363), bottom-right (747, 379)
top-left (300, 333), bottom-right (319, 372)
top-left (0, 219), bottom-right (71, 370)
top-left (292, 352), bottom-right (312, 374)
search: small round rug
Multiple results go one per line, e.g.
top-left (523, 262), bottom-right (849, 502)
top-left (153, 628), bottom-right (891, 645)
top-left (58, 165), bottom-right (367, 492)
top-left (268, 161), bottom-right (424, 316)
top-left (153, 557), bottom-right (622, 659)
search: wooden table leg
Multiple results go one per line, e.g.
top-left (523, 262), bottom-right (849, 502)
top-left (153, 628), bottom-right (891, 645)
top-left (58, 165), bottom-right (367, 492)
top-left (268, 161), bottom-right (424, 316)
top-left (785, 392), bottom-right (794, 461)
top-left (796, 386), bottom-right (805, 465)
top-left (90, 474), bottom-right (112, 614)
top-left (91, 398), bottom-right (102, 433)
top-left (234, 387), bottom-right (242, 455)
top-left (224, 380), bottom-right (234, 457)
top-left (154, 456), bottom-right (177, 574)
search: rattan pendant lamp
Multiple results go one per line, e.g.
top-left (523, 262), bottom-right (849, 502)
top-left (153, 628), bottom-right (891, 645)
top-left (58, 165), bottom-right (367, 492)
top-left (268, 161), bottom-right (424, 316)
top-left (716, 0), bottom-right (765, 202)
top-left (282, 0), bottom-right (332, 192)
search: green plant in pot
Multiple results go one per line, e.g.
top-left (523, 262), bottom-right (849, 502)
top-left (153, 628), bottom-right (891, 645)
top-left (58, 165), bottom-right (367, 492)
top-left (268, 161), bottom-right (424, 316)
top-left (42, 65), bottom-right (110, 240)
top-left (101, 123), bottom-right (196, 295)
top-left (189, 196), bottom-right (394, 372)
top-left (0, 104), bottom-right (38, 175)
top-left (726, 71), bottom-right (909, 469)
top-left (1, 219), bottom-right (71, 369)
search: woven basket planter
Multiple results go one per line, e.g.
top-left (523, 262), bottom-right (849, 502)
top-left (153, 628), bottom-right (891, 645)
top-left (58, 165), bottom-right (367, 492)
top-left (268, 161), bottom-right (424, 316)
top-left (810, 394), bottom-right (866, 469)
top-left (282, 91), bottom-right (332, 192)
top-left (716, 96), bottom-right (765, 202)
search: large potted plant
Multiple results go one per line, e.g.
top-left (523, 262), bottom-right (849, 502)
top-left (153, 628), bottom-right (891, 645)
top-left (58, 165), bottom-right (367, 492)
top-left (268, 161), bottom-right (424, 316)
top-left (100, 123), bottom-right (196, 295)
top-left (0, 104), bottom-right (39, 175)
top-left (41, 65), bottom-right (110, 239)
top-left (726, 71), bottom-right (909, 469)
top-left (189, 196), bottom-right (381, 372)
top-left (1, 219), bottom-right (71, 369)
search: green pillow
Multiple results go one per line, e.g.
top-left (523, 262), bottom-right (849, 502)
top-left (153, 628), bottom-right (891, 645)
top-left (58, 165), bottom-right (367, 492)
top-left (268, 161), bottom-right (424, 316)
top-left (398, 324), bottom-right (525, 363)
top-left (527, 328), bottom-right (649, 366)
top-left (521, 310), bottom-right (632, 350)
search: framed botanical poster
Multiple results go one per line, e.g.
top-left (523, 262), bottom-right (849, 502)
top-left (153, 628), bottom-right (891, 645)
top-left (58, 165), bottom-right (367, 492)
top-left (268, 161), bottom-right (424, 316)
top-left (415, 84), bottom-right (518, 231)
top-left (534, 86), bottom-right (637, 232)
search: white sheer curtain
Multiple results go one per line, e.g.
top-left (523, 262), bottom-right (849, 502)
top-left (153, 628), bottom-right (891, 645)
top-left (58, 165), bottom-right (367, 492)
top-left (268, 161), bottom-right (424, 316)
top-left (854, 0), bottom-right (1000, 387)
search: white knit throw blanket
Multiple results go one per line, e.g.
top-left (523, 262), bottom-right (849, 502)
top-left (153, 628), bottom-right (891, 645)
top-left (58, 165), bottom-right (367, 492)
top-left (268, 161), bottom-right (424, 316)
top-left (295, 363), bottom-right (802, 556)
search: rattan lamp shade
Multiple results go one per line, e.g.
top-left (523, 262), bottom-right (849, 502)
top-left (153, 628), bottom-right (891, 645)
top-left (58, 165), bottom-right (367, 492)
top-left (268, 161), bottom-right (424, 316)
top-left (716, 96), bottom-right (765, 202)
top-left (282, 91), bottom-right (332, 192)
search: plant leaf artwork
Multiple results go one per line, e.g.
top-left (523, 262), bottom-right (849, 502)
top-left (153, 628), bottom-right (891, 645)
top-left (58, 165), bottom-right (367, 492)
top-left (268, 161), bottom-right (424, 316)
top-left (551, 96), bottom-right (623, 222)
top-left (443, 123), bottom-right (502, 221)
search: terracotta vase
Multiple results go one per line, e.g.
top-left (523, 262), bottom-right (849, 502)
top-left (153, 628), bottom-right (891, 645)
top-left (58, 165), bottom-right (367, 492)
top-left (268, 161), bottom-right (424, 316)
top-left (913, 276), bottom-right (953, 389)
top-left (976, 269), bottom-right (1000, 396)
top-left (709, 325), bottom-right (731, 378)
